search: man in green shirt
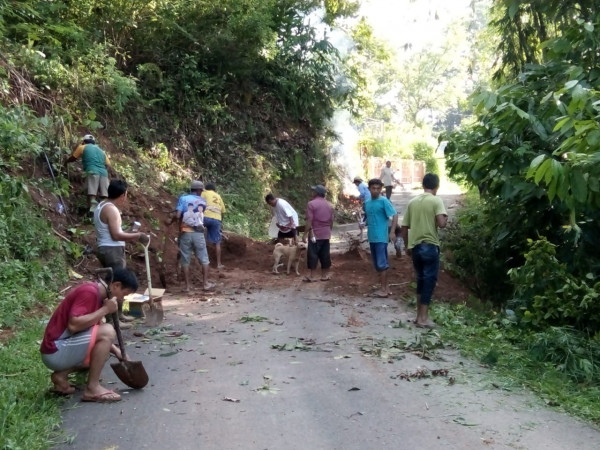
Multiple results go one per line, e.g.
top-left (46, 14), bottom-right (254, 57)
top-left (401, 174), bottom-right (448, 328)
top-left (65, 134), bottom-right (112, 210)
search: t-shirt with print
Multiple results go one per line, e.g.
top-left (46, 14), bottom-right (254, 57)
top-left (401, 193), bottom-right (447, 248)
top-left (201, 190), bottom-right (226, 221)
top-left (176, 194), bottom-right (207, 232)
top-left (364, 196), bottom-right (397, 243)
top-left (40, 283), bottom-right (102, 354)
top-left (306, 197), bottom-right (334, 240)
top-left (273, 198), bottom-right (299, 232)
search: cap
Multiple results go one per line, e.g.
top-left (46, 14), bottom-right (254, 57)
top-left (83, 134), bottom-right (95, 141)
top-left (353, 176), bottom-right (363, 183)
top-left (311, 184), bottom-right (327, 196)
top-left (191, 180), bottom-right (204, 190)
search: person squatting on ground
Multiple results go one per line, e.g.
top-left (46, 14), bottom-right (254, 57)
top-left (40, 268), bottom-right (139, 403)
top-left (379, 161), bottom-right (395, 200)
top-left (302, 184), bottom-right (334, 282)
top-left (175, 180), bottom-right (214, 292)
top-left (364, 178), bottom-right (398, 298)
top-left (202, 182), bottom-right (226, 270)
top-left (94, 179), bottom-right (150, 328)
top-left (353, 176), bottom-right (371, 203)
top-left (64, 134), bottom-right (112, 210)
top-left (265, 193), bottom-right (299, 245)
top-left (401, 173), bottom-right (448, 328)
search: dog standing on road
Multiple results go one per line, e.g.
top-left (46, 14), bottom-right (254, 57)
top-left (272, 242), bottom-right (307, 275)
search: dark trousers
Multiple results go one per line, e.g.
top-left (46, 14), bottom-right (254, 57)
top-left (307, 239), bottom-right (331, 270)
top-left (385, 185), bottom-right (393, 199)
top-left (411, 243), bottom-right (440, 306)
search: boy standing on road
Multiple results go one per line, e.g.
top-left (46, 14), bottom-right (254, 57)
top-left (175, 180), bottom-right (214, 292)
top-left (265, 193), bottom-right (299, 245)
top-left (401, 173), bottom-right (448, 328)
top-left (364, 178), bottom-right (398, 297)
top-left (202, 183), bottom-right (226, 270)
top-left (302, 185), bottom-right (334, 282)
top-left (40, 268), bottom-right (139, 403)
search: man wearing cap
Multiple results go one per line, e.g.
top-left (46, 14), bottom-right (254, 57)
top-left (302, 185), bottom-right (334, 282)
top-left (353, 177), bottom-right (371, 204)
top-left (175, 181), bottom-right (214, 292)
top-left (265, 193), bottom-right (299, 245)
top-left (64, 134), bottom-right (112, 210)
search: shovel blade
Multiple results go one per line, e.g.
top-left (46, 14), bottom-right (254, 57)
top-left (110, 360), bottom-right (149, 389)
top-left (143, 300), bottom-right (164, 327)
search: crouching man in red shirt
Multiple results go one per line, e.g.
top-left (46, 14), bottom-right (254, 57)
top-left (40, 268), bottom-right (138, 403)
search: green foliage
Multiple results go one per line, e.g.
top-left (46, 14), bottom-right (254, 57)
top-left (0, 319), bottom-right (68, 449)
top-left (434, 304), bottom-right (600, 422)
top-left (0, 175), bottom-right (67, 328)
top-left (411, 141), bottom-right (439, 174)
top-left (508, 238), bottom-right (600, 332)
top-left (0, 105), bottom-right (45, 169)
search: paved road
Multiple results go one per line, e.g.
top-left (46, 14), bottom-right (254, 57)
top-left (56, 282), bottom-right (600, 449)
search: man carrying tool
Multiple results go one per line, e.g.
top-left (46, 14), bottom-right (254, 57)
top-left (202, 182), bottom-right (227, 270)
top-left (40, 268), bottom-right (139, 403)
top-left (174, 180), bottom-right (214, 292)
top-left (64, 134), bottom-right (112, 210)
top-left (94, 179), bottom-right (150, 328)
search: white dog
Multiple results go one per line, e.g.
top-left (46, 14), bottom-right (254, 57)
top-left (272, 242), bottom-right (307, 275)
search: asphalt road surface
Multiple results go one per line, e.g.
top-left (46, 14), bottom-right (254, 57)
top-left (55, 282), bottom-right (600, 450)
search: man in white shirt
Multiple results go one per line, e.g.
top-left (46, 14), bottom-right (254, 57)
top-left (379, 160), bottom-right (395, 200)
top-left (265, 193), bottom-right (299, 244)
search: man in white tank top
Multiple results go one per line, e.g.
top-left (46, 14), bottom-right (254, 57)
top-left (94, 179), bottom-right (149, 327)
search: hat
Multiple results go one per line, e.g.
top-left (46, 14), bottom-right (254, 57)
top-left (353, 176), bottom-right (363, 183)
top-left (311, 184), bottom-right (327, 196)
top-left (83, 134), bottom-right (95, 142)
top-left (191, 180), bottom-right (204, 190)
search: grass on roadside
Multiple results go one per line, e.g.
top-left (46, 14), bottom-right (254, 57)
top-left (433, 303), bottom-right (600, 423)
top-left (0, 319), bottom-right (71, 449)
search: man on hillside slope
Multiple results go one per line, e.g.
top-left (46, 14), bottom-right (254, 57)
top-left (65, 134), bottom-right (112, 210)
top-left (40, 268), bottom-right (139, 403)
top-left (302, 184), bottom-right (334, 282)
top-left (202, 182), bottom-right (226, 270)
top-left (265, 193), bottom-right (299, 245)
top-left (401, 173), bottom-right (448, 328)
top-left (94, 179), bottom-right (150, 328)
top-left (175, 180), bottom-right (214, 292)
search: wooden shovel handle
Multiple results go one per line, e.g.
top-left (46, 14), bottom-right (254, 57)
top-left (112, 312), bottom-right (127, 360)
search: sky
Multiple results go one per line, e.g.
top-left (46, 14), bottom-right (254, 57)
top-left (359, 0), bottom-right (473, 57)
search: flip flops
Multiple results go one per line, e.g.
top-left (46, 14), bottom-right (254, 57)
top-left (50, 385), bottom-right (76, 396)
top-left (81, 390), bottom-right (122, 403)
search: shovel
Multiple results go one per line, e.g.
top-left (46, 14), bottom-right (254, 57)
top-left (95, 268), bottom-right (149, 389)
top-left (143, 239), bottom-right (164, 326)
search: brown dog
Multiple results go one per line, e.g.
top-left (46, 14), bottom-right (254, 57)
top-left (272, 242), bottom-right (307, 275)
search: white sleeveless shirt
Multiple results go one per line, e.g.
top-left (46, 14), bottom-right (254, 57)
top-left (94, 201), bottom-right (125, 247)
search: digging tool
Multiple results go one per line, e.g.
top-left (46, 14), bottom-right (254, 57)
top-left (143, 238), bottom-right (164, 326)
top-left (42, 150), bottom-right (68, 215)
top-left (95, 268), bottom-right (149, 389)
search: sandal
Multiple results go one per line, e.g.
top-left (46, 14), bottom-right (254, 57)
top-left (81, 390), bottom-right (121, 403)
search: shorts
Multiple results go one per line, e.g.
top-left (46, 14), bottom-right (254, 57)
top-left (86, 174), bottom-right (109, 197)
top-left (369, 242), bottom-right (389, 272)
top-left (278, 228), bottom-right (297, 239)
top-left (41, 325), bottom-right (99, 371)
top-left (203, 217), bottom-right (222, 244)
top-left (307, 239), bottom-right (331, 270)
top-left (96, 245), bottom-right (126, 269)
top-left (179, 232), bottom-right (209, 266)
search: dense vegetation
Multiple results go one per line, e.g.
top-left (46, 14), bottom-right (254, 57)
top-left (442, 0), bottom-right (600, 404)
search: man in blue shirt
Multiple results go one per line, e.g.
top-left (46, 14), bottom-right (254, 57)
top-left (353, 177), bottom-right (371, 203)
top-left (364, 178), bottom-right (397, 297)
